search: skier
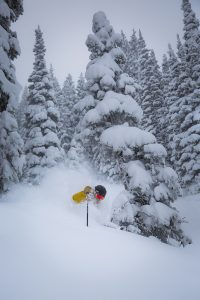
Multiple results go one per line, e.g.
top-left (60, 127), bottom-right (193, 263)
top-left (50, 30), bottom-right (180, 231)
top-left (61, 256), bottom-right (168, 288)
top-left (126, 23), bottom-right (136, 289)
top-left (72, 185), bottom-right (107, 204)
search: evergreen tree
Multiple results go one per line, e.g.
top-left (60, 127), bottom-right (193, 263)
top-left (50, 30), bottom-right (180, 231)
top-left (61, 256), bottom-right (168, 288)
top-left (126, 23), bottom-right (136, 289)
top-left (76, 73), bottom-right (87, 100)
top-left (165, 45), bottom-right (181, 148)
top-left (49, 65), bottom-right (63, 105)
top-left (138, 32), bottom-right (165, 143)
top-left (182, 0), bottom-right (200, 82)
top-left (16, 86), bottom-right (29, 138)
top-left (175, 35), bottom-right (192, 98)
top-left (68, 94), bottom-right (96, 166)
top-left (0, 0), bottom-right (24, 192)
top-left (70, 73), bottom-right (87, 133)
top-left (161, 54), bottom-right (171, 103)
top-left (161, 54), bottom-right (171, 148)
top-left (121, 30), bottom-right (131, 74)
top-left (62, 74), bottom-right (77, 111)
top-left (48, 64), bottom-right (63, 139)
top-left (121, 29), bottom-right (139, 80)
top-left (161, 36), bottom-right (194, 174)
top-left (58, 99), bottom-right (70, 153)
top-left (24, 27), bottom-right (63, 184)
top-left (137, 30), bottom-right (150, 103)
top-left (128, 29), bottom-right (139, 80)
top-left (71, 11), bottom-right (190, 246)
top-left (60, 74), bottom-right (77, 153)
top-left (162, 54), bottom-right (170, 76)
top-left (121, 31), bottom-right (129, 56)
top-left (172, 0), bottom-right (200, 192)
top-left (176, 34), bottom-right (186, 63)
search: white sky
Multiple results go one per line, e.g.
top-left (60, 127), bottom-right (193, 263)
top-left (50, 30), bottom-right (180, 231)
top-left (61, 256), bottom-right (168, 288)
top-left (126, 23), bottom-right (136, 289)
top-left (12, 0), bottom-right (200, 88)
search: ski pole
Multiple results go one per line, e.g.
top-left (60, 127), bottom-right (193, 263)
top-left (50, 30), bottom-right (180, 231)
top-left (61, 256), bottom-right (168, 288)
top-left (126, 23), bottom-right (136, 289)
top-left (86, 197), bottom-right (89, 227)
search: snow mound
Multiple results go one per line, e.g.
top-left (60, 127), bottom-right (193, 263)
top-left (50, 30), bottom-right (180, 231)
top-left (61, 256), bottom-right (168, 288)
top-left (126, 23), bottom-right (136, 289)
top-left (0, 166), bottom-right (200, 300)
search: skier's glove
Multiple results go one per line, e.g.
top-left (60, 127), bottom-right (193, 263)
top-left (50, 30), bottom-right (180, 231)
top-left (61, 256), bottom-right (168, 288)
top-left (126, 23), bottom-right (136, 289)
top-left (84, 186), bottom-right (92, 195)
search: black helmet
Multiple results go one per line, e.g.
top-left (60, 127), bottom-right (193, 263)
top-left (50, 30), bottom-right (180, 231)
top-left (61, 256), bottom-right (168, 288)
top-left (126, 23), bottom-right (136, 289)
top-left (95, 185), bottom-right (107, 197)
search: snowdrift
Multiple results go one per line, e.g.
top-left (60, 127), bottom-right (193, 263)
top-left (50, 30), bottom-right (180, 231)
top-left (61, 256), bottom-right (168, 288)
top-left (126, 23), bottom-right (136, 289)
top-left (0, 165), bottom-right (199, 300)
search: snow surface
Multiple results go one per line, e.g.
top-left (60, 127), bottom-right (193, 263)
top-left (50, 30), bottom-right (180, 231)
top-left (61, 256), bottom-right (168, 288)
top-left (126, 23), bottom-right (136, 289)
top-left (0, 165), bottom-right (200, 300)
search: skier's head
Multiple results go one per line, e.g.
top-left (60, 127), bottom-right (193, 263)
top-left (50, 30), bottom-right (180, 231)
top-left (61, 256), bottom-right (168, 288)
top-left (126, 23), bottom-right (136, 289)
top-left (95, 185), bottom-right (107, 200)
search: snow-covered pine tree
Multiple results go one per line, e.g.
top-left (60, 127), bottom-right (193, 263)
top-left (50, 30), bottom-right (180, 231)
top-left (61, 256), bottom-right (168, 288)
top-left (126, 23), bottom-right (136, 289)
top-left (76, 73), bottom-right (87, 101)
top-left (120, 30), bottom-right (130, 75)
top-left (162, 38), bottom-right (193, 170)
top-left (137, 30), bottom-right (149, 89)
top-left (164, 45), bottom-right (181, 154)
top-left (160, 54), bottom-right (173, 153)
top-left (121, 29), bottom-right (139, 80)
top-left (61, 74), bottom-right (77, 153)
top-left (73, 11), bottom-right (190, 246)
top-left (171, 0), bottom-right (200, 193)
top-left (16, 86), bottom-right (29, 138)
top-left (128, 29), bottom-right (139, 80)
top-left (176, 34), bottom-right (186, 64)
top-left (24, 26), bottom-right (63, 184)
top-left (161, 54), bottom-right (170, 96)
top-left (49, 64), bottom-right (63, 106)
top-left (138, 32), bottom-right (165, 144)
top-left (67, 94), bottom-right (96, 167)
top-left (182, 0), bottom-right (200, 82)
top-left (130, 29), bottom-right (139, 79)
top-left (70, 73), bottom-right (87, 130)
top-left (62, 74), bottom-right (77, 110)
top-left (48, 64), bottom-right (63, 139)
top-left (0, 0), bottom-right (24, 192)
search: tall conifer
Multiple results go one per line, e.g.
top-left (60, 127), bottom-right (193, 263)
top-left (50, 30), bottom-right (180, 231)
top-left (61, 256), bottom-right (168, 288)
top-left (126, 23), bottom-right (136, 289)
top-left (70, 12), bottom-right (190, 245)
top-left (24, 27), bottom-right (62, 183)
top-left (0, 0), bottom-right (24, 192)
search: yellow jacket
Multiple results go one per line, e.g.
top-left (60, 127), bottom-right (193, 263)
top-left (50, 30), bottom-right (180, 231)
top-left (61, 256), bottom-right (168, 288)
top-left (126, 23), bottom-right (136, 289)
top-left (72, 186), bottom-right (93, 203)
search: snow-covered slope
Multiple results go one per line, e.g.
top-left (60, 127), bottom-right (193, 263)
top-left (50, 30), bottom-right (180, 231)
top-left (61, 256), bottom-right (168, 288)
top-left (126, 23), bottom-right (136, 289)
top-left (0, 166), bottom-right (199, 300)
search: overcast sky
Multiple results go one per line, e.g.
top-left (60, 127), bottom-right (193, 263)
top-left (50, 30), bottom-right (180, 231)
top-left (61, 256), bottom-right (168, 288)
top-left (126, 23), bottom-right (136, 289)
top-left (12, 0), bottom-right (200, 88)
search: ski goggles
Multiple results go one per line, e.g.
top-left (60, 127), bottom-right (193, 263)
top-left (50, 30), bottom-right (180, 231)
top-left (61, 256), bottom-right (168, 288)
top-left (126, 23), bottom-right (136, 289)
top-left (95, 193), bottom-right (105, 200)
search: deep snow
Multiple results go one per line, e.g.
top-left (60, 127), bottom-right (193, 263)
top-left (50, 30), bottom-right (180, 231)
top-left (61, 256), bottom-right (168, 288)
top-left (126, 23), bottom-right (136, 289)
top-left (0, 165), bottom-right (200, 300)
